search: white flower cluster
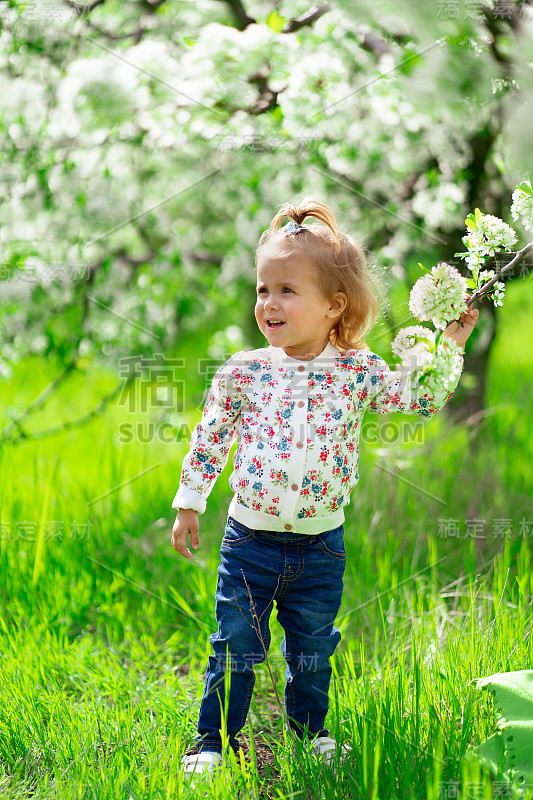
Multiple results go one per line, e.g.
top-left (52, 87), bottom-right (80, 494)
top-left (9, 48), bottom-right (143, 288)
top-left (492, 284), bottom-right (505, 307)
top-left (463, 214), bottom-right (517, 273)
top-left (421, 338), bottom-right (464, 396)
top-left (391, 326), bottom-right (463, 396)
top-left (510, 182), bottom-right (533, 231)
top-left (408, 262), bottom-right (468, 330)
top-left (478, 269), bottom-right (505, 307)
top-left (391, 325), bottom-right (435, 360)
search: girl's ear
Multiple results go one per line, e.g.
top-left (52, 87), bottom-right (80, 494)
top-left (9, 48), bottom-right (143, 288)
top-left (329, 292), bottom-right (347, 317)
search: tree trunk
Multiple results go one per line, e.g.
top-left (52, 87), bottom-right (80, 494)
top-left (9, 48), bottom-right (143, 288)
top-left (447, 300), bottom-right (497, 422)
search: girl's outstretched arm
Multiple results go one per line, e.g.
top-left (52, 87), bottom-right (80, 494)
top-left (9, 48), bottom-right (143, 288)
top-left (360, 298), bottom-right (480, 418)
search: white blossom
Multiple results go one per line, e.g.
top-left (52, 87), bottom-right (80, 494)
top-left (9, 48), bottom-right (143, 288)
top-left (492, 281), bottom-right (505, 307)
top-left (420, 339), bottom-right (464, 395)
top-left (409, 262), bottom-right (468, 330)
top-left (398, 338), bottom-right (464, 398)
top-left (477, 269), bottom-right (506, 307)
top-left (391, 325), bottom-right (435, 358)
top-left (463, 213), bottom-right (517, 273)
top-left (398, 342), bottom-right (435, 371)
top-left (392, 325), bottom-right (463, 396)
top-left (510, 183), bottom-right (533, 231)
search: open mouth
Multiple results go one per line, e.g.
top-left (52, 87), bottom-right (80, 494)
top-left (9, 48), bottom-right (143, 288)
top-left (266, 320), bottom-right (285, 328)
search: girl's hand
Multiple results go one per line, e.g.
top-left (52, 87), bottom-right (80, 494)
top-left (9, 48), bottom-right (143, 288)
top-left (171, 509), bottom-right (200, 559)
top-left (442, 296), bottom-right (480, 350)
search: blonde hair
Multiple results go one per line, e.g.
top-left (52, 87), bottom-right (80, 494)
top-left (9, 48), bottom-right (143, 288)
top-left (255, 197), bottom-right (384, 351)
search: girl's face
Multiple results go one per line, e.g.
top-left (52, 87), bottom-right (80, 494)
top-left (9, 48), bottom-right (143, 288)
top-left (255, 248), bottom-right (346, 361)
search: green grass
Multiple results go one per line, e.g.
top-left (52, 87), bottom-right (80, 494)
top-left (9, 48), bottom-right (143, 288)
top-left (1, 279), bottom-right (532, 799)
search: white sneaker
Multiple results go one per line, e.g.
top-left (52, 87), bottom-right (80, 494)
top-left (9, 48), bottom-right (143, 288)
top-left (309, 736), bottom-right (351, 775)
top-left (181, 750), bottom-right (222, 784)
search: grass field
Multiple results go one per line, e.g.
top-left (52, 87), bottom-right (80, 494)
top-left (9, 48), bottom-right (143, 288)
top-left (1, 278), bottom-right (532, 799)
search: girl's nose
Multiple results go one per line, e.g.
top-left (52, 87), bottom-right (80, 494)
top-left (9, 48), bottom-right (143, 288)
top-left (264, 296), bottom-right (279, 311)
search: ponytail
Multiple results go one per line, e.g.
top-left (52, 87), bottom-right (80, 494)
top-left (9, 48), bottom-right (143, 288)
top-left (268, 199), bottom-right (341, 255)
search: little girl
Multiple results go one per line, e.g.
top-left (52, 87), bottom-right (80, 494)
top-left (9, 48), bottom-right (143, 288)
top-left (171, 198), bottom-right (479, 781)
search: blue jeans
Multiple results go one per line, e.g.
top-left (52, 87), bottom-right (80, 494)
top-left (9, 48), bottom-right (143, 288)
top-left (195, 515), bottom-right (346, 754)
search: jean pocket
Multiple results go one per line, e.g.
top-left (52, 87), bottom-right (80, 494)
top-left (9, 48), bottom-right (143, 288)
top-left (222, 518), bottom-right (254, 547)
top-left (317, 525), bottom-right (345, 560)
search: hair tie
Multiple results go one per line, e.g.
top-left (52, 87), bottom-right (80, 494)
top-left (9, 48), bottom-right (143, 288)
top-left (284, 221), bottom-right (302, 233)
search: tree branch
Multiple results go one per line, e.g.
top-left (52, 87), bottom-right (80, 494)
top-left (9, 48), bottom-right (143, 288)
top-left (360, 32), bottom-right (394, 58)
top-left (0, 357), bottom-right (80, 445)
top-left (217, 0), bottom-right (330, 34)
top-left (0, 246), bottom-right (152, 448)
top-left (139, 0), bottom-right (169, 11)
top-left (116, 249), bottom-right (156, 268)
top-left (189, 251), bottom-right (223, 266)
top-left (247, 69), bottom-right (282, 115)
top-left (465, 240), bottom-right (533, 309)
top-left (283, 4), bottom-right (330, 33)
top-left (63, 0), bottom-right (147, 42)
top-left (66, 0), bottom-right (107, 13)
top-left (1, 375), bottom-right (136, 446)
top-left (215, 0), bottom-right (256, 30)
top-left (483, 3), bottom-right (524, 63)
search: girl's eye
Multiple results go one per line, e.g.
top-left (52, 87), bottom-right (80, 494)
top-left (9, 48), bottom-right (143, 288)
top-left (257, 287), bottom-right (293, 294)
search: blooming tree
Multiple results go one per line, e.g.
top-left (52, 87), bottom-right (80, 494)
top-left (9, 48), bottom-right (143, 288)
top-left (1, 0), bottom-right (532, 442)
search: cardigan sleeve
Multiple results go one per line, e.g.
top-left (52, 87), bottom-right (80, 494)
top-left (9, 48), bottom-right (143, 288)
top-left (358, 349), bottom-right (464, 418)
top-left (171, 352), bottom-right (244, 514)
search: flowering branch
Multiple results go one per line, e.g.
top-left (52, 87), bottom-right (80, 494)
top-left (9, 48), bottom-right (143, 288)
top-left (389, 178), bottom-right (533, 396)
top-left (464, 240), bottom-right (533, 310)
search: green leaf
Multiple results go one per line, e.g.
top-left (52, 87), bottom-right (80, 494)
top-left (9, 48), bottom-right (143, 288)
top-left (266, 10), bottom-right (286, 31)
top-left (465, 218), bottom-right (476, 230)
top-left (474, 207), bottom-right (483, 223)
top-left (397, 50), bottom-right (423, 76)
top-left (517, 181), bottom-right (533, 197)
top-left (466, 278), bottom-right (477, 289)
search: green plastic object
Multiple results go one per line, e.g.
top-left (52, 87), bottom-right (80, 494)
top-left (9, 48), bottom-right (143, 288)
top-left (470, 670), bottom-right (533, 783)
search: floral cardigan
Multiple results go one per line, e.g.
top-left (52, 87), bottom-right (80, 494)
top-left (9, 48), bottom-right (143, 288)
top-left (172, 341), bottom-right (463, 535)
